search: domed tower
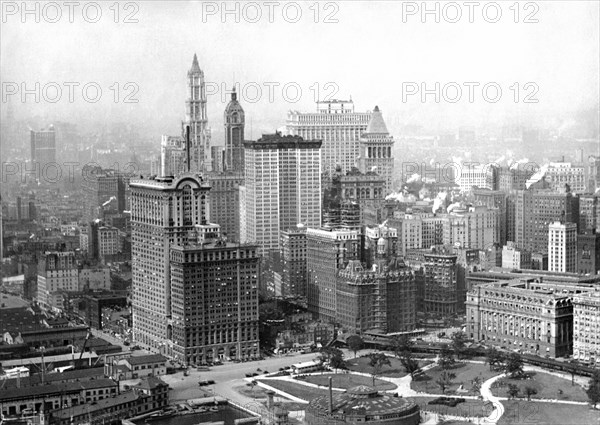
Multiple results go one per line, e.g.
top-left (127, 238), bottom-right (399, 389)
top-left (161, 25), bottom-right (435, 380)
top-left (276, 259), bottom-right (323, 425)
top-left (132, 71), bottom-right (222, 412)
top-left (224, 87), bottom-right (245, 173)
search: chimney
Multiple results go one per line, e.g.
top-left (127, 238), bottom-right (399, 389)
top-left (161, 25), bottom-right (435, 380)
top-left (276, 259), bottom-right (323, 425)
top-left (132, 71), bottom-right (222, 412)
top-left (266, 390), bottom-right (274, 409)
top-left (328, 377), bottom-right (333, 414)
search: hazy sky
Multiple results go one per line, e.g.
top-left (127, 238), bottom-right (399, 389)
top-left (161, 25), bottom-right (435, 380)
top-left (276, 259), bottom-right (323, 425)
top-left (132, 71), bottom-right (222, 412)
top-left (1, 1), bottom-right (598, 141)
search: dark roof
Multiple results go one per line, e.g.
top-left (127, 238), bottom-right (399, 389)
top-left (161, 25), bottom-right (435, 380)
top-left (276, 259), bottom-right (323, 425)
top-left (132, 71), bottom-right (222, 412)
top-left (2, 367), bottom-right (105, 389)
top-left (126, 354), bottom-right (167, 365)
top-left (308, 386), bottom-right (418, 417)
top-left (134, 376), bottom-right (168, 390)
top-left (0, 378), bottom-right (116, 402)
top-left (0, 307), bottom-right (44, 335)
top-left (52, 391), bottom-right (140, 419)
top-left (20, 325), bottom-right (88, 336)
top-left (347, 385), bottom-right (378, 396)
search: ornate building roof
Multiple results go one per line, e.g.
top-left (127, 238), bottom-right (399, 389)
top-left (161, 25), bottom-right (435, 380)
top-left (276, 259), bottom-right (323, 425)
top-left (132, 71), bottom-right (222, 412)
top-left (365, 106), bottom-right (389, 135)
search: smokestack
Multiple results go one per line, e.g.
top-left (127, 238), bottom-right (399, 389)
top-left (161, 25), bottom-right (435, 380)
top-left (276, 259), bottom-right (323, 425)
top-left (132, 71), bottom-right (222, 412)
top-left (328, 377), bottom-right (333, 414)
top-left (266, 391), bottom-right (274, 409)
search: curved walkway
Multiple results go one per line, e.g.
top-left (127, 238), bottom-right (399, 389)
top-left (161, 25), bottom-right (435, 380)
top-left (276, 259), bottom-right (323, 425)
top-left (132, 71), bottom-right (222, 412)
top-left (480, 373), bottom-right (506, 424)
top-left (247, 356), bottom-right (593, 424)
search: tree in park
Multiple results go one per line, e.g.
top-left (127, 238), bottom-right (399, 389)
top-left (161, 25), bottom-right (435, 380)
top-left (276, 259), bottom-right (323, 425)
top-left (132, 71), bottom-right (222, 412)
top-left (438, 344), bottom-right (455, 370)
top-left (329, 350), bottom-right (346, 373)
top-left (346, 335), bottom-right (364, 358)
top-left (586, 369), bottom-right (600, 409)
top-left (524, 386), bottom-right (538, 401)
top-left (486, 347), bottom-right (505, 371)
top-left (569, 359), bottom-right (579, 386)
top-left (368, 352), bottom-right (391, 386)
top-left (435, 370), bottom-right (456, 394)
top-left (318, 347), bottom-right (345, 373)
top-left (471, 376), bottom-right (482, 394)
top-left (504, 352), bottom-right (525, 378)
top-left (507, 383), bottom-right (520, 399)
top-left (392, 335), bottom-right (414, 358)
top-left (450, 331), bottom-right (468, 359)
top-left (399, 351), bottom-right (422, 380)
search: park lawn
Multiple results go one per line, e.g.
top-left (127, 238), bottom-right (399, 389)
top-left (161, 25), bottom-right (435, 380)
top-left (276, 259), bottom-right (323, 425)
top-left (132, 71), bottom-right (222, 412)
top-left (408, 396), bottom-right (493, 418)
top-left (234, 384), bottom-right (272, 400)
top-left (491, 371), bottom-right (589, 402)
top-left (256, 379), bottom-right (343, 402)
top-left (299, 373), bottom-right (396, 391)
top-left (345, 355), bottom-right (432, 378)
top-left (499, 400), bottom-right (599, 425)
top-left (411, 362), bottom-right (500, 395)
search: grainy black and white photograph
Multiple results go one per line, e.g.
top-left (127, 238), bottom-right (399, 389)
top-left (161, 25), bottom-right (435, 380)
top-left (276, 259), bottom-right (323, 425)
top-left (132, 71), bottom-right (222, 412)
top-left (1, 1), bottom-right (599, 424)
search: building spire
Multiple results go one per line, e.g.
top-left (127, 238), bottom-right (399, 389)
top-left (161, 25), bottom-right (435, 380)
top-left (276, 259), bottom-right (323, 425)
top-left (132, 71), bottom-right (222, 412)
top-left (190, 53), bottom-right (201, 73)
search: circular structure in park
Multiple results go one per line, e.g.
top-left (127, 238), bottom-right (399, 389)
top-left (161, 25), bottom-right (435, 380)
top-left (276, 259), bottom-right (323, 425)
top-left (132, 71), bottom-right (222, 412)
top-left (305, 385), bottom-right (420, 425)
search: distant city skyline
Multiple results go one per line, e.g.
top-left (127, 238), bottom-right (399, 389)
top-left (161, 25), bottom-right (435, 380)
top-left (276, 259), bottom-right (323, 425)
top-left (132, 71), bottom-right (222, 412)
top-left (1, 1), bottom-right (598, 142)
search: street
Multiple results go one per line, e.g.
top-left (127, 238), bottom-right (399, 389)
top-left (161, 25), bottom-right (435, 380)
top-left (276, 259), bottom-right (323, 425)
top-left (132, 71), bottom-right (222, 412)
top-left (156, 352), bottom-right (319, 407)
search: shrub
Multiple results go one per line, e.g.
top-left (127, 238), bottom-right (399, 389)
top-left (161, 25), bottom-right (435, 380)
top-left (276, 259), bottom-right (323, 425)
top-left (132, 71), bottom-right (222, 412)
top-left (427, 397), bottom-right (467, 407)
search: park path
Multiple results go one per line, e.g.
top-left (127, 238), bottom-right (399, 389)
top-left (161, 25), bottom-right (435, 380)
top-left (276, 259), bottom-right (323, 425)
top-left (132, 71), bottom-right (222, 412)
top-left (248, 353), bottom-right (593, 425)
top-left (480, 373), bottom-right (505, 424)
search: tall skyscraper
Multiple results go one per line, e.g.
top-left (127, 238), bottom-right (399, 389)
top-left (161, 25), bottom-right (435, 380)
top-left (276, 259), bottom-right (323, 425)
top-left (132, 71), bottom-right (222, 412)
top-left (82, 165), bottom-right (130, 222)
top-left (240, 133), bottom-right (322, 255)
top-left (130, 172), bottom-right (214, 355)
top-left (183, 54), bottom-right (211, 172)
top-left (224, 88), bottom-right (245, 173)
top-left (473, 189), bottom-right (508, 246)
top-left (423, 251), bottom-right (458, 316)
top-left (579, 194), bottom-right (600, 233)
top-left (577, 230), bottom-right (600, 275)
top-left (30, 125), bottom-right (56, 176)
top-left (160, 135), bottom-right (186, 177)
top-left (207, 173), bottom-right (243, 242)
top-left (358, 106), bottom-right (395, 194)
top-left (548, 221), bottom-right (577, 273)
top-left (306, 227), bottom-right (359, 322)
top-left (280, 226), bottom-right (308, 298)
top-left (322, 168), bottom-right (386, 227)
top-left (160, 55), bottom-right (211, 175)
top-left (286, 99), bottom-right (372, 175)
top-left (515, 189), bottom-right (579, 253)
top-left (170, 240), bottom-right (260, 365)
